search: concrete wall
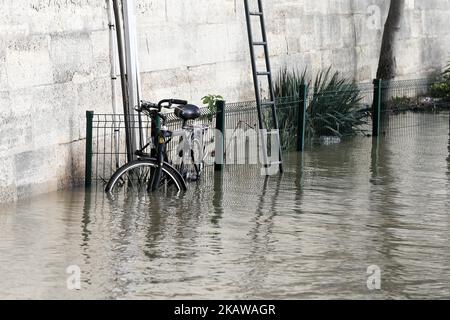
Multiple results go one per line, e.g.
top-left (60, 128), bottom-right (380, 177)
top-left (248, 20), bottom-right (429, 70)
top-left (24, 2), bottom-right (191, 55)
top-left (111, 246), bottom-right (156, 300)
top-left (137, 0), bottom-right (450, 101)
top-left (0, 0), bottom-right (112, 202)
top-left (1, 0), bottom-right (450, 202)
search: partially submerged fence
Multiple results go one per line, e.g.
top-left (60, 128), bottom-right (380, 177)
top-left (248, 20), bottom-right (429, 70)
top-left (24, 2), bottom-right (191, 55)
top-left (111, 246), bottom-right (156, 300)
top-left (375, 78), bottom-right (449, 136)
top-left (85, 78), bottom-right (450, 185)
top-left (85, 106), bottom-right (223, 186)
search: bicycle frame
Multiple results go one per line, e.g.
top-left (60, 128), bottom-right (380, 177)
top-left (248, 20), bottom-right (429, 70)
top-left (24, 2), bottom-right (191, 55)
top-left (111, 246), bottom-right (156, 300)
top-left (134, 100), bottom-right (210, 190)
top-left (172, 125), bottom-right (210, 167)
top-left (143, 112), bottom-right (174, 191)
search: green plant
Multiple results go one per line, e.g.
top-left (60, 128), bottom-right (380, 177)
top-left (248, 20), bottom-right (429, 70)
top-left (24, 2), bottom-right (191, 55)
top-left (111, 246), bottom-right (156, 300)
top-left (274, 67), bottom-right (366, 150)
top-left (201, 94), bottom-right (224, 121)
top-left (274, 68), bottom-right (308, 98)
top-left (430, 62), bottom-right (450, 101)
top-left (273, 68), bottom-right (307, 150)
top-left (443, 62), bottom-right (450, 80)
top-left (389, 96), bottom-right (413, 111)
top-left (308, 67), bottom-right (365, 138)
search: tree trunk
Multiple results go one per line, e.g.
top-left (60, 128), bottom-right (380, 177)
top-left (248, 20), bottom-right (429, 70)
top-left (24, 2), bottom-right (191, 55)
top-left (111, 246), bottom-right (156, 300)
top-left (376, 0), bottom-right (405, 80)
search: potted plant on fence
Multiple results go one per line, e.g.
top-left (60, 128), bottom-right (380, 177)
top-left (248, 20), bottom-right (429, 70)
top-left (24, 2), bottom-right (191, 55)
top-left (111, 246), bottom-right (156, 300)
top-left (201, 94), bottom-right (224, 122)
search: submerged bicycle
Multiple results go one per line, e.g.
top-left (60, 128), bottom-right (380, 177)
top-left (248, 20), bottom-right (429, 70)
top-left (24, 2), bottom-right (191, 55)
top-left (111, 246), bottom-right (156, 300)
top-left (105, 98), bottom-right (211, 194)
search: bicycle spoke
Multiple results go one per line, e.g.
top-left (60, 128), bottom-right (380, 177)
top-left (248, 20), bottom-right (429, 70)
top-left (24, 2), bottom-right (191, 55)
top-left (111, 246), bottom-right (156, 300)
top-left (107, 160), bottom-right (184, 196)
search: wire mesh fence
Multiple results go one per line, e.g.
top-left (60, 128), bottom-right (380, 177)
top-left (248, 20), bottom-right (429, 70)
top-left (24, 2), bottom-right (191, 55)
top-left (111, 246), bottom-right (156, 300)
top-left (378, 79), bottom-right (450, 134)
top-left (90, 114), bottom-right (146, 184)
top-left (89, 104), bottom-right (262, 184)
top-left (86, 78), bottom-right (450, 184)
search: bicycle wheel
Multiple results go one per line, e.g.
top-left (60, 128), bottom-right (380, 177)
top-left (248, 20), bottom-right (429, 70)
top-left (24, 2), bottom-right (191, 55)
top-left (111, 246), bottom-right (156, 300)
top-left (178, 139), bottom-right (205, 181)
top-left (105, 159), bottom-right (187, 194)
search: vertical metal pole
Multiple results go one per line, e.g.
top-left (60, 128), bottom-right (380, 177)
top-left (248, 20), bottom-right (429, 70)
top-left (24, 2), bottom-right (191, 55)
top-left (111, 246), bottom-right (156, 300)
top-left (215, 100), bottom-right (226, 172)
top-left (136, 76), bottom-right (145, 150)
top-left (297, 84), bottom-right (308, 152)
top-left (112, 0), bottom-right (133, 163)
top-left (107, 0), bottom-right (120, 168)
top-left (211, 171), bottom-right (224, 225)
top-left (150, 114), bottom-right (160, 158)
top-left (372, 79), bottom-right (382, 137)
top-left (122, 0), bottom-right (139, 159)
top-left (85, 111), bottom-right (94, 188)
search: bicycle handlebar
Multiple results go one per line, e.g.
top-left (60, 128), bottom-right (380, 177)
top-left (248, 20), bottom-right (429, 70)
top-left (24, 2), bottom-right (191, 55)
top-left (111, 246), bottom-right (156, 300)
top-left (139, 99), bottom-right (188, 112)
top-left (170, 99), bottom-right (188, 105)
top-left (157, 99), bottom-right (188, 109)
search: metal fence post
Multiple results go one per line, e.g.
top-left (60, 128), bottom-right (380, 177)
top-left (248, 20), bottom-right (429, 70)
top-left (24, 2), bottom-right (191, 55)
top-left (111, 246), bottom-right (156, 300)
top-left (297, 84), bottom-right (308, 152)
top-left (372, 79), bottom-right (382, 137)
top-left (214, 100), bottom-right (226, 171)
top-left (150, 113), bottom-right (161, 158)
top-left (85, 111), bottom-right (94, 187)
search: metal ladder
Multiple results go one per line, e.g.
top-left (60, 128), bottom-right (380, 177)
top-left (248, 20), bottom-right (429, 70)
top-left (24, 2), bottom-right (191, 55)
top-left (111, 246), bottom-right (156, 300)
top-left (244, 0), bottom-right (283, 174)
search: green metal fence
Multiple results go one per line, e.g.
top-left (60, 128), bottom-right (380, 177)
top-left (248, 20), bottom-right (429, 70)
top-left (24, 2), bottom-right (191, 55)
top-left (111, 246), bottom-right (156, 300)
top-left (85, 78), bottom-right (450, 185)
top-left (377, 78), bottom-right (450, 136)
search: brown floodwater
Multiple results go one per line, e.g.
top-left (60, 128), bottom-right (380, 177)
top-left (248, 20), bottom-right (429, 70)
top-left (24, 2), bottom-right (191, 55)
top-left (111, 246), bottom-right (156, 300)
top-left (1, 112), bottom-right (449, 299)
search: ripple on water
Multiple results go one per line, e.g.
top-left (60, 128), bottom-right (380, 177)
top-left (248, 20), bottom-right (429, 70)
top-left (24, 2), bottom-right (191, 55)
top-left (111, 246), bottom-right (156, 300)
top-left (1, 114), bottom-right (449, 299)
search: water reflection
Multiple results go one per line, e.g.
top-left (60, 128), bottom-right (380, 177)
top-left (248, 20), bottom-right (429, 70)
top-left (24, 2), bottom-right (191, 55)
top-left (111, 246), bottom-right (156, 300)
top-left (0, 112), bottom-right (449, 299)
top-left (447, 116), bottom-right (450, 186)
top-left (369, 137), bottom-right (407, 298)
top-left (242, 176), bottom-right (280, 294)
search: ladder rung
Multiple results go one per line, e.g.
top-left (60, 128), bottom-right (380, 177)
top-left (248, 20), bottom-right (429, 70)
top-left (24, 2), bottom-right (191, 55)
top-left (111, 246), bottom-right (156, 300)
top-left (252, 41), bottom-right (267, 46)
top-left (261, 101), bottom-right (275, 106)
top-left (249, 12), bottom-right (263, 16)
top-left (256, 71), bottom-right (271, 76)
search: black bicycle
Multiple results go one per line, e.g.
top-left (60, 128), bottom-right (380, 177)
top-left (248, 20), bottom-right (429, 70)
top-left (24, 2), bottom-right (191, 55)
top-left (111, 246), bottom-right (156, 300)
top-left (105, 98), bottom-right (209, 194)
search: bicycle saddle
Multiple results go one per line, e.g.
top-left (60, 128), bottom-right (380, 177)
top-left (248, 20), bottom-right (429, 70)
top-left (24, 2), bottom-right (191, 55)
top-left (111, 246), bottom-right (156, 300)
top-left (174, 104), bottom-right (201, 121)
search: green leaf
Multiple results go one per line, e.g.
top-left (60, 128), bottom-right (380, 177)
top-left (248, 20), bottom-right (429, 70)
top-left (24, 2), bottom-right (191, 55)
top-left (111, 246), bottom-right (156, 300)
top-left (275, 66), bottom-right (364, 143)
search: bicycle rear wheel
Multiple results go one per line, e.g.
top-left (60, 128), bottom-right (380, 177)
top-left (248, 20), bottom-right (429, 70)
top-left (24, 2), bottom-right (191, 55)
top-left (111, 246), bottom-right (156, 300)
top-left (178, 139), bottom-right (205, 181)
top-left (105, 159), bottom-right (187, 194)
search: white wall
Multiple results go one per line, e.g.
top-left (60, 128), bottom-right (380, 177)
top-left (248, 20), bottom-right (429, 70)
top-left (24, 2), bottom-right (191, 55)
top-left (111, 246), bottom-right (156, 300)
top-left (136, 0), bottom-right (450, 103)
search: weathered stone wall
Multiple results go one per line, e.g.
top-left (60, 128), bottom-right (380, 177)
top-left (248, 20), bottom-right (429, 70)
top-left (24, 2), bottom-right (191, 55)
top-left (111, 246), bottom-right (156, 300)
top-left (0, 0), bottom-right (112, 202)
top-left (137, 0), bottom-right (450, 102)
top-left (1, 0), bottom-right (449, 202)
